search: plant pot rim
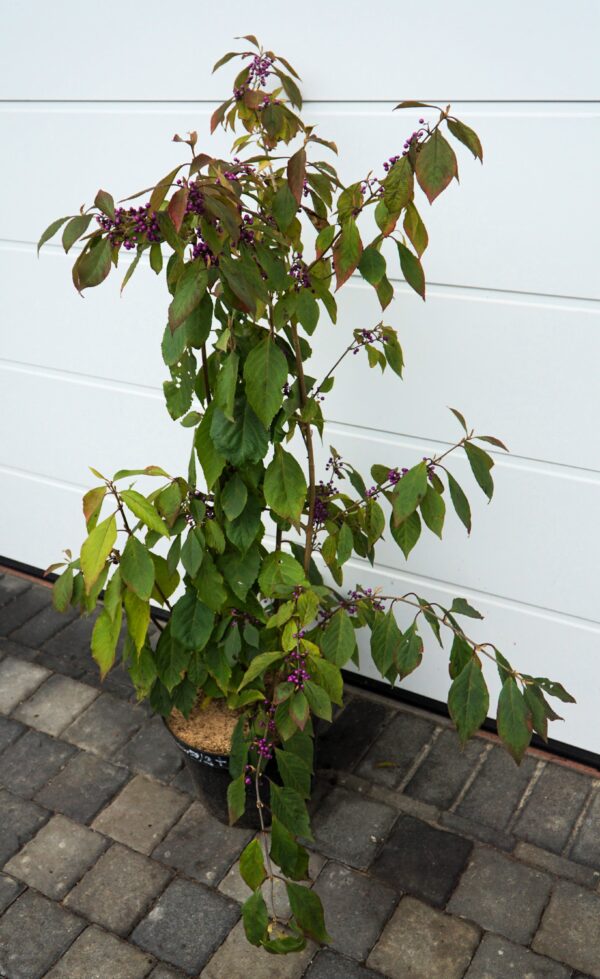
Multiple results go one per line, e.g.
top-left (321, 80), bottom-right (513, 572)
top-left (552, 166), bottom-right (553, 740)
top-left (163, 715), bottom-right (230, 769)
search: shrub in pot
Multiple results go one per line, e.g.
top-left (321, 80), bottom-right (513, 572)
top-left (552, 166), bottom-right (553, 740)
top-left (40, 37), bottom-right (574, 954)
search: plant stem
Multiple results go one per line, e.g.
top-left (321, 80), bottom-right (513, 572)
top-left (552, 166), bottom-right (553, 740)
top-left (290, 324), bottom-right (316, 573)
top-left (201, 344), bottom-right (212, 404)
top-left (254, 760), bottom-right (278, 927)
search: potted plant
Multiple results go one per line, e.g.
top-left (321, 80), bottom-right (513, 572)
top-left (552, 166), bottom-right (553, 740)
top-left (40, 37), bottom-right (574, 955)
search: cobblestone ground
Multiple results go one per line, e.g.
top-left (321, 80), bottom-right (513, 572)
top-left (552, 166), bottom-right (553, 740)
top-left (0, 570), bottom-right (599, 978)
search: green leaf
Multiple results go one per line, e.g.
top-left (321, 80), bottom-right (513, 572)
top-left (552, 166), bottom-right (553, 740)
top-left (415, 130), bottom-right (458, 203)
top-left (371, 611), bottom-right (401, 678)
top-left (403, 201), bottom-right (429, 257)
top-left (123, 589), bottom-right (150, 654)
top-left (195, 403), bottom-right (226, 490)
top-left (82, 485), bottom-right (106, 531)
top-left (120, 490), bottom-right (170, 538)
top-left (272, 182), bottom-right (298, 233)
top-left (296, 290), bottom-right (320, 334)
top-left (383, 156), bottom-right (414, 212)
top-left (358, 246), bottom-right (386, 286)
top-left (264, 446), bottom-right (307, 523)
top-left (533, 678), bottom-right (576, 704)
top-left (447, 472), bottom-right (472, 533)
top-left (243, 337), bottom-right (288, 428)
top-left (396, 623), bottom-right (423, 678)
top-left (287, 147), bottom-right (307, 202)
top-left (240, 838), bottom-right (266, 891)
top-left (464, 442), bottom-right (494, 500)
top-left (52, 567), bottom-right (73, 613)
top-left (392, 462), bottom-right (428, 525)
top-left (270, 816), bottom-right (310, 880)
top-left (309, 659), bottom-right (343, 706)
top-left (259, 552), bottom-right (306, 597)
top-left (227, 774), bottom-right (247, 825)
top-left (62, 214), bottom-right (92, 253)
top-left (180, 527), bottom-right (205, 577)
top-left (214, 351), bottom-right (239, 421)
top-left (447, 118), bottom-right (483, 161)
top-left (448, 657), bottom-right (489, 745)
top-left (91, 606), bottom-right (122, 679)
top-left (238, 651), bottom-right (284, 691)
top-left (94, 188), bottom-right (116, 220)
top-left (218, 546), bottom-right (260, 601)
top-left (303, 680), bottom-right (332, 722)
top-left (170, 592), bottom-right (214, 651)
top-left (450, 597), bottom-right (483, 619)
top-left (275, 748), bottom-right (311, 799)
top-left (286, 882), bottom-right (330, 944)
top-left (315, 225), bottom-right (335, 259)
top-left (333, 217), bottom-right (362, 290)
top-left (337, 522), bottom-right (353, 565)
top-left (420, 484), bottom-right (445, 538)
top-left (321, 608), bottom-right (356, 666)
top-left (390, 509), bottom-right (421, 558)
top-left (221, 474), bottom-right (248, 521)
top-left (38, 215), bottom-right (70, 254)
top-left (168, 263), bottom-right (208, 333)
top-left (523, 684), bottom-right (550, 742)
top-left (242, 889), bottom-right (269, 947)
top-left (449, 634), bottom-right (473, 679)
top-left (280, 72), bottom-right (303, 109)
top-left (210, 399), bottom-right (269, 466)
top-left (270, 784), bottom-right (312, 840)
top-left (120, 535), bottom-right (155, 601)
top-left (397, 241), bottom-right (425, 300)
top-left (381, 328), bottom-right (404, 377)
top-left (73, 236), bottom-right (112, 291)
top-left (80, 515), bottom-right (117, 593)
top-left (497, 677), bottom-right (532, 763)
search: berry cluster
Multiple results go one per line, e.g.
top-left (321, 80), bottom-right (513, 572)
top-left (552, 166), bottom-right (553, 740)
top-left (346, 587), bottom-right (386, 614)
top-left (289, 253), bottom-right (310, 289)
top-left (247, 53), bottom-right (273, 85)
top-left (314, 480), bottom-right (337, 525)
top-left (325, 454), bottom-right (345, 479)
top-left (286, 649), bottom-right (311, 690)
top-left (191, 233), bottom-right (217, 266)
top-left (96, 203), bottom-right (161, 251)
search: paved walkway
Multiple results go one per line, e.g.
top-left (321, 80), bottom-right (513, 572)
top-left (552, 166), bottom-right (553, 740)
top-left (0, 570), bottom-right (599, 978)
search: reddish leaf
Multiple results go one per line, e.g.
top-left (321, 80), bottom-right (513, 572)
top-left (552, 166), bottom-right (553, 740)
top-left (332, 218), bottom-right (363, 290)
top-left (416, 131), bottom-right (458, 203)
top-left (287, 148), bottom-right (307, 204)
top-left (168, 188), bottom-right (189, 232)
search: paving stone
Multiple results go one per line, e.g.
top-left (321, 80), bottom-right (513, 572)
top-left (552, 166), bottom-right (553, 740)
top-left (219, 847), bottom-right (325, 913)
top-left (305, 950), bottom-right (383, 979)
top-left (440, 811), bottom-right (516, 851)
top-left (0, 889), bottom-right (85, 979)
top-left (533, 880), bottom-right (600, 977)
top-left (92, 774), bottom-right (190, 854)
top-left (514, 762), bottom-right (591, 854)
top-left (0, 729), bottom-right (77, 798)
top-left (370, 813), bottom-right (472, 906)
top-left (201, 918), bottom-right (313, 979)
top-left (312, 861), bottom-right (397, 960)
top-left (448, 846), bottom-right (552, 943)
top-left (0, 715), bottom-right (25, 753)
top-left (404, 729), bottom-right (488, 809)
top-left (569, 787), bottom-right (600, 870)
top-left (152, 800), bottom-right (252, 885)
top-left (115, 716), bottom-right (184, 781)
top-left (132, 877), bottom-right (239, 974)
top-left (456, 744), bottom-right (537, 830)
top-left (515, 841), bottom-right (600, 887)
top-left (81, 660), bottom-right (137, 700)
top-left (45, 925), bottom-right (155, 979)
top-left (10, 603), bottom-right (75, 648)
top-left (316, 696), bottom-right (392, 772)
top-left (367, 895), bottom-right (480, 979)
top-left (0, 637), bottom-right (41, 662)
top-left (63, 691), bottom-right (146, 756)
top-left (65, 842), bottom-right (172, 936)
top-left (4, 813), bottom-right (107, 899)
top-left (0, 575), bottom-right (30, 607)
top-left (13, 674), bottom-right (98, 736)
top-left (0, 656), bottom-right (49, 714)
top-left (36, 613), bottom-right (98, 678)
top-left (148, 967), bottom-right (185, 979)
top-left (35, 749), bottom-right (130, 822)
top-left (0, 873), bottom-right (25, 914)
top-left (0, 585), bottom-right (52, 636)
top-left (465, 932), bottom-right (571, 978)
top-left (311, 785), bottom-right (397, 870)
top-left (0, 788), bottom-right (49, 864)
top-left (170, 764), bottom-right (196, 795)
top-left (355, 709), bottom-right (436, 789)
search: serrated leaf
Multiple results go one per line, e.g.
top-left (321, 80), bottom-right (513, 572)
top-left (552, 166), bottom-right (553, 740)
top-left (403, 201), bottom-right (429, 257)
top-left (239, 838), bottom-right (266, 890)
top-left (392, 462), bottom-right (428, 525)
top-left (73, 236), bottom-right (112, 291)
top-left (38, 215), bottom-right (70, 253)
top-left (272, 182), bottom-right (298, 232)
top-left (397, 241), bottom-right (425, 300)
top-left (270, 816), bottom-right (310, 880)
top-left (120, 535), bottom-right (155, 601)
top-left (333, 217), bottom-right (362, 290)
top-left (195, 403), bottom-right (226, 490)
top-left (264, 446), bottom-right (307, 523)
top-left (447, 118), bottom-right (483, 161)
top-left (170, 591), bottom-right (214, 651)
top-left (123, 589), bottom-right (150, 654)
top-left (270, 784), bottom-right (312, 840)
top-left (80, 515), bottom-right (117, 593)
top-left (383, 156), bottom-right (414, 212)
top-left (449, 634), bottom-right (473, 679)
top-left (448, 657), bottom-right (489, 745)
top-left (321, 608), bottom-right (356, 666)
top-left (286, 882), bottom-right (330, 944)
top-left (415, 130), bottom-right (458, 203)
top-left (464, 442), bottom-right (494, 500)
top-left (52, 566), bottom-right (73, 613)
top-left (303, 680), bottom-right (332, 722)
top-left (238, 651), bottom-right (284, 690)
top-left (358, 246), bottom-right (386, 286)
top-left (450, 597), bottom-right (483, 619)
top-left (447, 472), bottom-right (472, 534)
top-left (221, 473), bottom-right (248, 521)
top-left (275, 748), bottom-right (311, 798)
top-left (287, 147), bottom-right (307, 203)
top-left (420, 484), bottom-right (445, 538)
top-left (497, 677), bottom-right (532, 763)
top-left (396, 622), bottom-right (423, 678)
top-left (243, 337), bottom-right (288, 428)
top-left (390, 509), bottom-right (422, 559)
top-left (259, 552), bottom-right (306, 597)
top-left (91, 605), bottom-right (122, 679)
top-left (62, 214), bottom-right (93, 253)
top-left (371, 611), bottom-right (401, 677)
top-left (227, 773), bottom-right (247, 825)
top-left (120, 490), bottom-right (170, 538)
top-left (168, 263), bottom-right (208, 332)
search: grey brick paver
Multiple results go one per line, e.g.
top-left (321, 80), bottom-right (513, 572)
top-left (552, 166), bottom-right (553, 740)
top-left (0, 575), bottom-right (30, 606)
top-left (370, 814), bottom-right (472, 906)
top-left (36, 613), bottom-right (98, 678)
top-left (201, 918), bottom-right (314, 978)
top-left (0, 729), bottom-right (76, 798)
top-left (35, 749), bottom-right (130, 822)
top-left (65, 843), bottom-right (172, 936)
top-left (367, 895), bottom-right (480, 979)
top-left (304, 950), bottom-right (383, 979)
top-left (10, 604), bottom-right (75, 648)
top-left (448, 846), bottom-right (552, 943)
top-left (0, 637), bottom-right (40, 663)
top-left (4, 813), bottom-right (107, 899)
top-left (515, 840), bottom-right (600, 887)
top-left (153, 800), bottom-right (253, 885)
top-left (356, 710), bottom-right (436, 789)
top-left (0, 656), bottom-right (49, 714)
top-left (148, 967), bottom-right (185, 979)
top-left (514, 762), bottom-right (591, 854)
top-left (0, 789), bottom-right (49, 864)
top-left (533, 879), bottom-right (600, 977)
top-left (0, 889), bottom-right (85, 979)
top-left (115, 716), bottom-right (183, 780)
top-left (44, 925), bottom-right (155, 979)
top-left (0, 874), bottom-right (24, 915)
top-left (312, 861), bottom-right (397, 960)
top-left (0, 715), bottom-right (25, 753)
top-left (465, 932), bottom-right (571, 978)
top-left (569, 788), bottom-right (600, 870)
top-left (92, 774), bottom-right (190, 854)
top-left (311, 785), bottom-right (396, 870)
top-left (132, 877), bottom-right (239, 974)
top-left (456, 744), bottom-right (537, 829)
top-left (63, 691), bottom-right (146, 756)
top-left (13, 674), bottom-right (98, 735)
top-left (316, 697), bottom-right (392, 772)
top-left (404, 729), bottom-right (488, 809)
top-left (0, 586), bottom-right (52, 636)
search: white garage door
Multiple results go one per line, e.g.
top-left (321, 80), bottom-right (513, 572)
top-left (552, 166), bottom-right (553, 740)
top-left (1, 2), bottom-right (599, 753)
